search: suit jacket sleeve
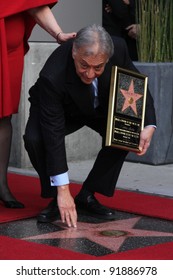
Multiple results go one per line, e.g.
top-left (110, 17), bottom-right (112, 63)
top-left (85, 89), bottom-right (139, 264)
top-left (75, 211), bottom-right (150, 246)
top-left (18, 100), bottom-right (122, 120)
top-left (33, 41), bottom-right (75, 177)
top-left (37, 76), bottom-right (68, 176)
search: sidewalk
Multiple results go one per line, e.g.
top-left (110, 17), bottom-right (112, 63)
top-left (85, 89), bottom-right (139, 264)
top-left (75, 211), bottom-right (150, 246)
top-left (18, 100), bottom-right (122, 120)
top-left (5, 160), bottom-right (173, 260)
top-left (9, 160), bottom-right (173, 197)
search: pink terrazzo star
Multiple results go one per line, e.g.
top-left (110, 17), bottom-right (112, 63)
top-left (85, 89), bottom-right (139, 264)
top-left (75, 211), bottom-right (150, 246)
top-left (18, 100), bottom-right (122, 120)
top-left (24, 217), bottom-right (173, 253)
top-left (120, 79), bottom-right (142, 115)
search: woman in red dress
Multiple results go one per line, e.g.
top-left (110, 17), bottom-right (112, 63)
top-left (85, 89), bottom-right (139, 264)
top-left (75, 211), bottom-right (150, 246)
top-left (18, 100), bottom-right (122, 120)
top-left (0, 0), bottom-right (76, 208)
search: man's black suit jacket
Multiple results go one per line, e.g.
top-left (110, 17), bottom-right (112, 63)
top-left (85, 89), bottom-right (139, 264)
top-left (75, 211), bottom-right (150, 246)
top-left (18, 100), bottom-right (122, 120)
top-left (102, 0), bottom-right (138, 61)
top-left (28, 37), bottom-right (156, 177)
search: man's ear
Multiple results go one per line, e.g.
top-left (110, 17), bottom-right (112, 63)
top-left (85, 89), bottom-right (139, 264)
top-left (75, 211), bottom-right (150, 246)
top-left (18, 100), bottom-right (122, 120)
top-left (72, 46), bottom-right (75, 59)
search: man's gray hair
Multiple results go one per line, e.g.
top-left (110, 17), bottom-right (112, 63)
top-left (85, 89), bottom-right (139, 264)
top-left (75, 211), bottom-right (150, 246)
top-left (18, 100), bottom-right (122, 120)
top-left (73, 24), bottom-right (114, 58)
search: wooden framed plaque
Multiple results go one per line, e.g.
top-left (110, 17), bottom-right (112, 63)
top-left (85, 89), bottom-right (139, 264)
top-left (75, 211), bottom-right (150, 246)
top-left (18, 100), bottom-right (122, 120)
top-left (106, 66), bottom-right (148, 152)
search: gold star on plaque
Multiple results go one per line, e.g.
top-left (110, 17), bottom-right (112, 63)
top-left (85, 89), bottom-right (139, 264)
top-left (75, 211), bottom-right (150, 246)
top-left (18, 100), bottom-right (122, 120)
top-left (120, 79), bottom-right (143, 115)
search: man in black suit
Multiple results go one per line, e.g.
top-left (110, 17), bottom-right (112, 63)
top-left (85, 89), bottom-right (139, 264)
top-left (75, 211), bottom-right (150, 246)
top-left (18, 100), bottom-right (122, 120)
top-left (24, 24), bottom-right (156, 228)
top-left (102, 0), bottom-right (138, 61)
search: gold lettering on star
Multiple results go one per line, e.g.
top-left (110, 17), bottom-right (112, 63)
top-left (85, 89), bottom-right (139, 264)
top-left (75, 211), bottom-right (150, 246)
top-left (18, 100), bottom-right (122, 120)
top-left (120, 79), bottom-right (142, 115)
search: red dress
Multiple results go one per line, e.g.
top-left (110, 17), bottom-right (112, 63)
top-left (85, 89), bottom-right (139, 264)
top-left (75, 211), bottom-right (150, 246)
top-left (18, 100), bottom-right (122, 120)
top-left (0, 0), bottom-right (57, 118)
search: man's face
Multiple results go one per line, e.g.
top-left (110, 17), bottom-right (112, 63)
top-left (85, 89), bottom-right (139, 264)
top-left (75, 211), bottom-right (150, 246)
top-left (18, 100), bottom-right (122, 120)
top-left (72, 46), bottom-right (108, 84)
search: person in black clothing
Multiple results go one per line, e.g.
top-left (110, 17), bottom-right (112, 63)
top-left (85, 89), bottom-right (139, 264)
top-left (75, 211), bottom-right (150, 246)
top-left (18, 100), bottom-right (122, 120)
top-left (102, 0), bottom-right (138, 61)
top-left (24, 24), bottom-right (156, 228)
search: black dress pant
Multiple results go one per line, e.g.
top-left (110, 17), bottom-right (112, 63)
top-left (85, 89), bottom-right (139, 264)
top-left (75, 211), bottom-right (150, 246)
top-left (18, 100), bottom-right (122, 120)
top-left (24, 105), bottom-right (128, 198)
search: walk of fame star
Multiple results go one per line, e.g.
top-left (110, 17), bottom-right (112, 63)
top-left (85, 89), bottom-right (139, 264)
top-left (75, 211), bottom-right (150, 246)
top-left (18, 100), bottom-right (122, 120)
top-left (120, 79), bottom-right (143, 115)
top-left (24, 217), bottom-right (173, 254)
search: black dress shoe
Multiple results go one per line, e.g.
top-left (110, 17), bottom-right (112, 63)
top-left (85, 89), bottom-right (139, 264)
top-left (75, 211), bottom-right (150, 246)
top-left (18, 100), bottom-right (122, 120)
top-left (75, 193), bottom-right (116, 219)
top-left (0, 197), bottom-right (24, 208)
top-left (37, 198), bottom-right (60, 223)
